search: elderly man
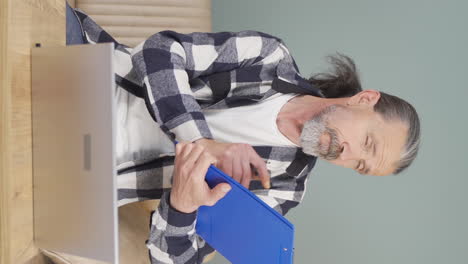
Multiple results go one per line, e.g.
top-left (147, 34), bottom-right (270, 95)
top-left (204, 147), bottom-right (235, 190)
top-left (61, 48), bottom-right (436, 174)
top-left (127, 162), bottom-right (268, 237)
top-left (70, 7), bottom-right (420, 264)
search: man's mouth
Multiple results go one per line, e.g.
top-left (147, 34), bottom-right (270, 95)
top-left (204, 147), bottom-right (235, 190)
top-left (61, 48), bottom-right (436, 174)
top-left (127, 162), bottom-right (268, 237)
top-left (320, 128), bottom-right (342, 160)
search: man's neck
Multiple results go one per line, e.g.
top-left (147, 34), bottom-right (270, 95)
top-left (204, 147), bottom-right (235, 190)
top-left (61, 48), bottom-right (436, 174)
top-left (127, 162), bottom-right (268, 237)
top-left (276, 95), bottom-right (344, 145)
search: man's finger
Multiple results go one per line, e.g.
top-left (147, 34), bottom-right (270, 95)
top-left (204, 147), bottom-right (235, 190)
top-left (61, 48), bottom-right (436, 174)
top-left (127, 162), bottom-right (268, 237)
top-left (205, 183), bottom-right (231, 206)
top-left (174, 142), bottom-right (189, 168)
top-left (231, 155), bottom-right (242, 183)
top-left (185, 144), bottom-right (205, 168)
top-left (193, 152), bottom-right (217, 180)
top-left (175, 143), bottom-right (183, 156)
top-left (249, 151), bottom-right (270, 189)
top-left (240, 159), bottom-right (252, 188)
top-left (240, 173), bottom-right (251, 189)
top-left (222, 156), bottom-right (233, 179)
top-left (180, 142), bottom-right (194, 159)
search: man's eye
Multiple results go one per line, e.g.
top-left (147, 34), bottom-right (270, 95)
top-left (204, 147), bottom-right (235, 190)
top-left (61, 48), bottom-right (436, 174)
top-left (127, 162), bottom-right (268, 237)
top-left (356, 160), bottom-right (362, 171)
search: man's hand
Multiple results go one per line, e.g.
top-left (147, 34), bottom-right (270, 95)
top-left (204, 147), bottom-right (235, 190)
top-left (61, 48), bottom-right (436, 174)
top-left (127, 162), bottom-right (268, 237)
top-left (194, 138), bottom-right (271, 189)
top-left (170, 142), bottom-right (232, 214)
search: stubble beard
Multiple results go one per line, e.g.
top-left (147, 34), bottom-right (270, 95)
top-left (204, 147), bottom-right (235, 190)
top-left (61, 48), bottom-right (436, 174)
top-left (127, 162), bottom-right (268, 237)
top-left (299, 105), bottom-right (342, 160)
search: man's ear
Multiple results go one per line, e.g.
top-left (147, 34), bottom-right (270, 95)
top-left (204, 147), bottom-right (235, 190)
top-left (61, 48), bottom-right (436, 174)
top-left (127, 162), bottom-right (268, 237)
top-left (346, 90), bottom-right (381, 107)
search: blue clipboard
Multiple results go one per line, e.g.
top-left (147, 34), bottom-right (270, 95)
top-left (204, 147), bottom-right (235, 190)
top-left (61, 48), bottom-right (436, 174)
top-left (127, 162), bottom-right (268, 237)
top-left (195, 164), bottom-right (295, 264)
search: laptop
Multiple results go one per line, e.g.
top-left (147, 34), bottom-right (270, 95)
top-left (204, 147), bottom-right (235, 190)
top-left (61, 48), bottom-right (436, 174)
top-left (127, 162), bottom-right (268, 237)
top-left (32, 43), bottom-right (118, 264)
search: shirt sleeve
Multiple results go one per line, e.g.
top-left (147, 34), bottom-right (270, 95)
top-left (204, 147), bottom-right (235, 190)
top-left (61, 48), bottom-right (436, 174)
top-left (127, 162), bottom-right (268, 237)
top-left (146, 191), bottom-right (214, 264)
top-left (130, 30), bottom-right (287, 142)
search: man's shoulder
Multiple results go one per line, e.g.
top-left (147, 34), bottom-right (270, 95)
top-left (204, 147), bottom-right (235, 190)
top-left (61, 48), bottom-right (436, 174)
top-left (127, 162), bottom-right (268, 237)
top-left (233, 30), bottom-right (282, 41)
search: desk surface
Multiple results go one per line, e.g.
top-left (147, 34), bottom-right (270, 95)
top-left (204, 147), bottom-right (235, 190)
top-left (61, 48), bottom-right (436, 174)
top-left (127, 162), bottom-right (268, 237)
top-left (0, 0), bottom-right (65, 263)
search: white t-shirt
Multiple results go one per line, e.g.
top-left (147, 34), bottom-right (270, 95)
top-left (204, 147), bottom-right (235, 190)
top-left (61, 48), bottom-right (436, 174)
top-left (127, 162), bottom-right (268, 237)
top-left (203, 93), bottom-right (300, 147)
top-left (115, 89), bottom-right (300, 170)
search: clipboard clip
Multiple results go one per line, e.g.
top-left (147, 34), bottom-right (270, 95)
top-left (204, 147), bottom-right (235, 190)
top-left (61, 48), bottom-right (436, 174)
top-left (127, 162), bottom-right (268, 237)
top-left (280, 245), bottom-right (294, 263)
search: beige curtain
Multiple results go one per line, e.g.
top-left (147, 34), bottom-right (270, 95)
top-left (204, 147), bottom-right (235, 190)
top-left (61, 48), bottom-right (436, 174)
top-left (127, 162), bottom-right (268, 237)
top-left (75, 0), bottom-right (212, 47)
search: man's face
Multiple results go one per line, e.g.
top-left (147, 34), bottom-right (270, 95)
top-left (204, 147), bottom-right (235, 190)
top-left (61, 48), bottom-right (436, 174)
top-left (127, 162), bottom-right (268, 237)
top-left (299, 92), bottom-right (408, 176)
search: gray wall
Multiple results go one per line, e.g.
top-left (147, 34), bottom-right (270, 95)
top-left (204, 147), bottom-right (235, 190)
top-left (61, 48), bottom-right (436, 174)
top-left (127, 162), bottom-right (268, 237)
top-left (211, 0), bottom-right (467, 263)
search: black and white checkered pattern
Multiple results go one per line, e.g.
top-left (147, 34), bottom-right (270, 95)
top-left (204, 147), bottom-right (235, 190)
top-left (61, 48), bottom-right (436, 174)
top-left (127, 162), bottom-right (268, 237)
top-left (74, 8), bottom-right (322, 264)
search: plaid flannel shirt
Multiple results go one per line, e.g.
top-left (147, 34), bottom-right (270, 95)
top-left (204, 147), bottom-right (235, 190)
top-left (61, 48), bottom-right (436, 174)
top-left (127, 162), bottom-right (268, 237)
top-left (74, 8), bottom-right (322, 264)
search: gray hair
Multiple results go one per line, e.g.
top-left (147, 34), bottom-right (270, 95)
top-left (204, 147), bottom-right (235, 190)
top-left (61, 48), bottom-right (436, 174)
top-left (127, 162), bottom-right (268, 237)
top-left (374, 92), bottom-right (421, 174)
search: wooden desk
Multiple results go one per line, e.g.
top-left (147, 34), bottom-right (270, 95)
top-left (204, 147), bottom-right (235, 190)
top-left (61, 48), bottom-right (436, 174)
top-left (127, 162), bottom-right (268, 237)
top-left (0, 0), bottom-right (65, 263)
